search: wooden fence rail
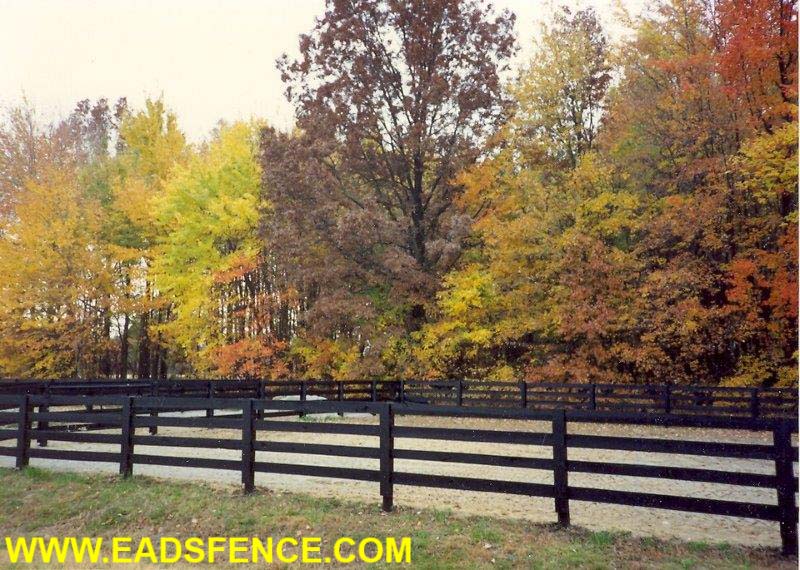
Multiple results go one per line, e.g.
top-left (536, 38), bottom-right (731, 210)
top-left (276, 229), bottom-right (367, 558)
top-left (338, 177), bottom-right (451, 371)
top-left (0, 394), bottom-right (796, 554)
top-left (0, 379), bottom-right (797, 419)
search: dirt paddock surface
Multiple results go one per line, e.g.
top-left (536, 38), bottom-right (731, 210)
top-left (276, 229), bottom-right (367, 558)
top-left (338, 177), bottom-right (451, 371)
top-left (0, 413), bottom-right (792, 549)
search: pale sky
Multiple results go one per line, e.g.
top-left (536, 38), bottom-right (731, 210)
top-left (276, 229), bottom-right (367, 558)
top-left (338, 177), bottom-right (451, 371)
top-left (0, 0), bottom-right (645, 142)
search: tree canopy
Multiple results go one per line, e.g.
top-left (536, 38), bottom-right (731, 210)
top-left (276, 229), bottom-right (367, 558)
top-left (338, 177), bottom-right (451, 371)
top-left (0, 0), bottom-right (796, 387)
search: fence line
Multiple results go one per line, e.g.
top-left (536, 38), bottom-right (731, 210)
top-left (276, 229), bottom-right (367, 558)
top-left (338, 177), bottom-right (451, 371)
top-left (0, 394), bottom-right (796, 554)
top-left (0, 378), bottom-right (797, 419)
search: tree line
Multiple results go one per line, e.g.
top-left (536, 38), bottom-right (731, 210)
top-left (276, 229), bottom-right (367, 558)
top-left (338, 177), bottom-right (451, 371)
top-left (0, 0), bottom-right (796, 387)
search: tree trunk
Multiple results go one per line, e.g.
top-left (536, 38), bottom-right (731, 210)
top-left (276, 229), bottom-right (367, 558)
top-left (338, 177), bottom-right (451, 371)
top-left (137, 312), bottom-right (151, 379)
top-left (119, 313), bottom-right (130, 379)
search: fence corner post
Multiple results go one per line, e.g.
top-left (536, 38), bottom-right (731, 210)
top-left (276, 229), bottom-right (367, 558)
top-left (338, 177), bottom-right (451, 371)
top-left (120, 396), bottom-right (134, 478)
top-left (15, 394), bottom-right (31, 470)
top-left (379, 403), bottom-right (395, 512)
top-left (242, 399), bottom-right (256, 494)
top-left (773, 421), bottom-right (798, 556)
top-left (552, 408), bottom-right (570, 527)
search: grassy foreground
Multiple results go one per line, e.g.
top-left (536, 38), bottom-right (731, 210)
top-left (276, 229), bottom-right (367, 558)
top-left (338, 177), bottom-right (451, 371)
top-left (0, 467), bottom-right (793, 569)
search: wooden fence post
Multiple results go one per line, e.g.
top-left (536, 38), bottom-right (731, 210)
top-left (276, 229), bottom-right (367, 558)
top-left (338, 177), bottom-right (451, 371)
top-left (300, 381), bottom-right (307, 418)
top-left (663, 385), bottom-right (672, 415)
top-left (337, 381), bottom-right (345, 417)
top-left (379, 404), bottom-right (395, 512)
top-left (519, 382), bottom-right (527, 409)
top-left (120, 397), bottom-right (134, 478)
top-left (256, 382), bottom-right (265, 420)
top-left (36, 383), bottom-right (51, 447)
top-left (206, 382), bottom-right (214, 419)
top-left (148, 382), bottom-right (158, 435)
top-left (371, 380), bottom-right (378, 402)
top-left (36, 400), bottom-right (49, 448)
top-left (588, 384), bottom-right (597, 411)
top-left (242, 399), bottom-right (256, 494)
top-left (552, 409), bottom-right (570, 526)
top-left (773, 421), bottom-right (798, 556)
top-left (750, 388), bottom-right (760, 420)
top-left (457, 380), bottom-right (464, 407)
top-left (15, 395), bottom-right (31, 469)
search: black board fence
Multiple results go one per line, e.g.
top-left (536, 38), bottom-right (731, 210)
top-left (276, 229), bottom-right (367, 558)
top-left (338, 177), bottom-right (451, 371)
top-left (1, 379), bottom-right (797, 419)
top-left (0, 394), bottom-right (797, 554)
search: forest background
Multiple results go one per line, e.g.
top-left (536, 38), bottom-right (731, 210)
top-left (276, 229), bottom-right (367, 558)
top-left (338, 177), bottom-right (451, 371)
top-left (0, 0), bottom-right (796, 387)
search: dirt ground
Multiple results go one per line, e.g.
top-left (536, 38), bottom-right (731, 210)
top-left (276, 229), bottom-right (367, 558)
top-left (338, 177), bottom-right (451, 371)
top-left (0, 413), bottom-right (791, 549)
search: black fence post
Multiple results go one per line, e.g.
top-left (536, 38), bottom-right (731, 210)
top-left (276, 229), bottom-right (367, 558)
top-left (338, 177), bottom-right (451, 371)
top-left (36, 400), bottom-right (49, 447)
top-left (148, 382), bottom-right (158, 435)
top-left (398, 380), bottom-right (405, 404)
top-left (520, 381), bottom-right (527, 409)
top-left (663, 385), bottom-right (672, 415)
top-left (15, 395), bottom-right (31, 469)
top-left (589, 384), bottom-right (597, 411)
top-left (379, 403), bottom-right (395, 512)
top-left (371, 379), bottom-right (378, 402)
top-left (750, 388), bottom-right (760, 421)
top-left (120, 397), bottom-right (134, 478)
top-left (242, 399), bottom-right (256, 494)
top-left (36, 383), bottom-right (51, 447)
top-left (337, 381), bottom-right (344, 418)
top-left (457, 380), bottom-right (464, 407)
top-left (552, 408), bottom-right (570, 526)
top-left (256, 382), bottom-right (264, 420)
top-left (300, 381), bottom-right (307, 418)
top-left (773, 421), bottom-right (798, 556)
top-left (206, 381), bottom-right (214, 419)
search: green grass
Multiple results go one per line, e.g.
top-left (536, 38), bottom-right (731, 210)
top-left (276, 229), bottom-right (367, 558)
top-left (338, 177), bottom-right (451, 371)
top-left (0, 467), bottom-right (793, 569)
top-left (588, 530), bottom-right (615, 547)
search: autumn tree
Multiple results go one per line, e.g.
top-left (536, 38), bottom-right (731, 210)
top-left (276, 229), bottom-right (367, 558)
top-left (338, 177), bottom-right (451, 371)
top-left (0, 99), bottom-right (131, 379)
top-left (0, 173), bottom-right (118, 378)
top-left (415, 7), bottom-right (616, 380)
top-left (720, 123), bottom-right (798, 386)
top-left (112, 99), bottom-right (187, 378)
top-left (514, 6), bottom-right (611, 167)
top-left (272, 0), bottom-right (516, 336)
top-left (418, 0), bottom-right (797, 387)
top-left (153, 122), bottom-right (288, 378)
top-left (0, 99), bottom-right (124, 220)
top-left (715, 0), bottom-right (797, 131)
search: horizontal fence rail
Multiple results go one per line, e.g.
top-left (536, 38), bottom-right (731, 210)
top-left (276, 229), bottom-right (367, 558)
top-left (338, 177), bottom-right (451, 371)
top-left (0, 394), bottom-right (796, 554)
top-left (0, 379), bottom-right (796, 419)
